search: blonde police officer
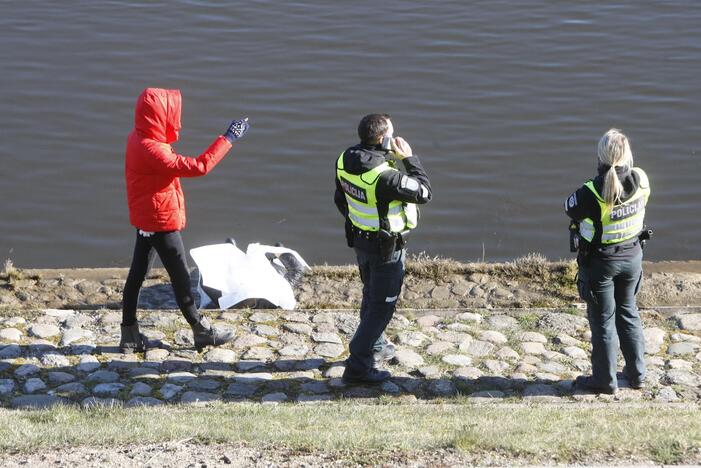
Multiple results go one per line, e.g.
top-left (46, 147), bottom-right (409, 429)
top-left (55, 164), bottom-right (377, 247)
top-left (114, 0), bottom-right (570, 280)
top-left (565, 129), bottom-right (651, 394)
top-left (334, 114), bottom-right (432, 383)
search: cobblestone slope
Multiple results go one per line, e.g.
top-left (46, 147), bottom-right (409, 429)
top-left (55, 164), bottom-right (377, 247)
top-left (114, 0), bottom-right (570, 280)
top-left (1, 306), bottom-right (700, 408)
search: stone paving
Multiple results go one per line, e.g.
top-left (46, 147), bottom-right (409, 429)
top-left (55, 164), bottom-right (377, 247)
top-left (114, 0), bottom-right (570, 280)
top-left (1, 306), bottom-right (700, 409)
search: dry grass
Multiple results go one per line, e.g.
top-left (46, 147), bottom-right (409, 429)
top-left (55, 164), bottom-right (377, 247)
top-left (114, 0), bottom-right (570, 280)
top-left (451, 404), bottom-right (700, 464)
top-left (402, 253), bottom-right (579, 304)
top-left (493, 254), bottom-right (578, 305)
top-left (1, 259), bottom-right (22, 283)
top-left (311, 254), bottom-right (474, 283)
top-left (1, 259), bottom-right (41, 285)
top-left (404, 252), bottom-right (468, 281)
top-left (496, 252), bottom-right (550, 278)
top-left (304, 255), bottom-right (581, 308)
top-left (310, 264), bottom-right (357, 280)
top-left (403, 252), bottom-right (575, 283)
top-left (2, 259), bottom-right (16, 276)
top-left (0, 403), bottom-right (699, 464)
top-left (312, 253), bottom-right (574, 283)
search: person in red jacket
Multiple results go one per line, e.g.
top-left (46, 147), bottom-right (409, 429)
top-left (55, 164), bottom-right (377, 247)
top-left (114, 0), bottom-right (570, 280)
top-left (121, 87), bottom-right (249, 353)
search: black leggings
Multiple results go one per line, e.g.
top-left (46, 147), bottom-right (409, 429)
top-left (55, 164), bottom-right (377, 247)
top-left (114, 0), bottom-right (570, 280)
top-left (122, 230), bottom-right (200, 326)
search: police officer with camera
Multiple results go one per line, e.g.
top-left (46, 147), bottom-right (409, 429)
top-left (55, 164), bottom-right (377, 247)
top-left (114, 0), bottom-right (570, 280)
top-left (565, 128), bottom-right (651, 394)
top-left (334, 113), bottom-right (432, 383)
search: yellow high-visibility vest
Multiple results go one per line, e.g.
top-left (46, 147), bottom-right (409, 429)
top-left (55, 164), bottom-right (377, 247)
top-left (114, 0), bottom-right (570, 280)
top-left (336, 152), bottom-right (418, 232)
top-left (579, 167), bottom-right (650, 245)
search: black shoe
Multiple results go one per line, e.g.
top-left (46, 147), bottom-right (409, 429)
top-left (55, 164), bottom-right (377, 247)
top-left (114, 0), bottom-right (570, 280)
top-left (620, 367), bottom-right (646, 389)
top-left (342, 367), bottom-right (391, 384)
top-left (191, 316), bottom-right (235, 352)
top-left (575, 375), bottom-right (617, 395)
top-left (628, 379), bottom-right (646, 390)
top-left (119, 323), bottom-right (145, 353)
top-left (373, 344), bottom-right (396, 363)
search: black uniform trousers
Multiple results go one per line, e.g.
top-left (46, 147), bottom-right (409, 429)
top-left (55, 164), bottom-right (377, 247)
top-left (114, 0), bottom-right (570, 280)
top-left (578, 248), bottom-right (645, 390)
top-left (345, 246), bottom-right (405, 374)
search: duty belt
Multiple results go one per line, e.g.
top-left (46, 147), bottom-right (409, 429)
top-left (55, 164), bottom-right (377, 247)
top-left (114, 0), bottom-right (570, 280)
top-left (352, 228), bottom-right (380, 241)
top-left (351, 226), bottom-right (407, 249)
top-left (351, 227), bottom-right (408, 241)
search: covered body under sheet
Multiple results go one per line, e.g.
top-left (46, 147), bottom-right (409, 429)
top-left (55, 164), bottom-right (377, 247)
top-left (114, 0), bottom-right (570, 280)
top-left (190, 241), bottom-right (309, 310)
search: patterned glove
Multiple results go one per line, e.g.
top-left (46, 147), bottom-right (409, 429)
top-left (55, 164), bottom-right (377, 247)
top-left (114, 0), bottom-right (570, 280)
top-left (224, 118), bottom-right (250, 143)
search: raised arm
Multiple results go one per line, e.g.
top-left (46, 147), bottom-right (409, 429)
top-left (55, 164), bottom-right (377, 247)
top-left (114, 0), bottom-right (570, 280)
top-left (376, 137), bottom-right (432, 204)
top-left (142, 118), bottom-right (250, 178)
top-left (142, 136), bottom-right (232, 178)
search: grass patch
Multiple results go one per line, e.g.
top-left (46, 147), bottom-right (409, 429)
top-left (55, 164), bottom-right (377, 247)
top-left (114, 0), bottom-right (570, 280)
top-left (452, 405), bottom-right (701, 463)
top-left (1, 259), bottom-right (19, 281)
top-left (0, 260), bottom-right (40, 292)
top-left (496, 252), bottom-right (550, 279)
top-left (649, 438), bottom-right (692, 465)
top-left (310, 265), bottom-right (358, 281)
top-left (401, 253), bottom-right (579, 305)
top-left (0, 403), bottom-right (699, 464)
top-left (515, 312), bottom-right (540, 329)
top-left (405, 253), bottom-right (467, 282)
top-left (495, 254), bottom-right (578, 305)
top-left (0, 308), bottom-right (43, 320)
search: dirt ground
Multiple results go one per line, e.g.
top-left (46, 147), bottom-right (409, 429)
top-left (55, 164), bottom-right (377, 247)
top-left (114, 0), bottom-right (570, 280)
top-left (0, 440), bottom-right (683, 468)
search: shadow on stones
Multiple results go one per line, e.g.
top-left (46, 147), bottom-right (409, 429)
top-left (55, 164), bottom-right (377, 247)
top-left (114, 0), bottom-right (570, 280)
top-left (61, 270), bottom-right (226, 311)
top-left (62, 283), bottom-right (181, 311)
top-left (0, 341), bottom-right (591, 410)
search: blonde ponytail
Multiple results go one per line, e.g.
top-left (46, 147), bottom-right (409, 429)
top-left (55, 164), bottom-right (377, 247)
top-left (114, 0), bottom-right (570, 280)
top-left (603, 165), bottom-right (622, 208)
top-left (597, 129), bottom-right (633, 207)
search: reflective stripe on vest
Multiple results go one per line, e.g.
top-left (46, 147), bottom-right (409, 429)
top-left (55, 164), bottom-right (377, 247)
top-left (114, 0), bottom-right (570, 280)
top-left (578, 167), bottom-right (650, 245)
top-left (337, 152), bottom-right (418, 233)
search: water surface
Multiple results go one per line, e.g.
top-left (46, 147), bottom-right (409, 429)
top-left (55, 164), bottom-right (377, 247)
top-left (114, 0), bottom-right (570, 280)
top-left (2, 1), bottom-right (700, 267)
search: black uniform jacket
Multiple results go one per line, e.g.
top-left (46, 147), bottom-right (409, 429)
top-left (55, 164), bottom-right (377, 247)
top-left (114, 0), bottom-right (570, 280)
top-left (565, 165), bottom-right (646, 260)
top-left (334, 143), bottom-right (432, 247)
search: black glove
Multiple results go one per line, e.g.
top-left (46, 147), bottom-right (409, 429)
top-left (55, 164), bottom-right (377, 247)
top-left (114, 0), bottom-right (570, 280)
top-left (224, 118), bottom-right (250, 143)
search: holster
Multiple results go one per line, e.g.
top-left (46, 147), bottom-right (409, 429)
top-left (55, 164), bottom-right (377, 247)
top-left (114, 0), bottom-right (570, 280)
top-left (378, 229), bottom-right (398, 262)
top-left (568, 221), bottom-right (591, 267)
top-left (577, 240), bottom-right (592, 267)
top-left (569, 221), bottom-right (580, 253)
top-left (639, 228), bottom-right (653, 250)
top-left (345, 219), bottom-right (354, 248)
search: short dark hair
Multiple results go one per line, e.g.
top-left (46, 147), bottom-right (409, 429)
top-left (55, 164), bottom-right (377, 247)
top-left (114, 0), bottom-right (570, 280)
top-left (358, 113), bottom-right (391, 145)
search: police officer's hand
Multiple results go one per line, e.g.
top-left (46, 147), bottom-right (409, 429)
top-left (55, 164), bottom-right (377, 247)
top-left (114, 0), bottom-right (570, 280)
top-left (224, 118), bottom-right (250, 143)
top-left (391, 137), bottom-right (413, 159)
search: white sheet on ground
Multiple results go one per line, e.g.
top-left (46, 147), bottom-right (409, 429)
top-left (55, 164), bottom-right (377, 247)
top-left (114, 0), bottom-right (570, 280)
top-left (190, 242), bottom-right (309, 310)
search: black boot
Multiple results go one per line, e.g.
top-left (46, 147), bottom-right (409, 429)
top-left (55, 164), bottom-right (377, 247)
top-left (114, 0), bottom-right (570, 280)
top-left (342, 366), bottom-right (391, 384)
top-left (119, 323), bottom-right (145, 353)
top-left (575, 375), bottom-right (617, 395)
top-left (191, 316), bottom-right (235, 352)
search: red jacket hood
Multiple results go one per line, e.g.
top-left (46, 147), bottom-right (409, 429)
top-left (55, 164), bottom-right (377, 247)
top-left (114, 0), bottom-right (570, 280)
top-left (134, 88), bottom-right (182, 143)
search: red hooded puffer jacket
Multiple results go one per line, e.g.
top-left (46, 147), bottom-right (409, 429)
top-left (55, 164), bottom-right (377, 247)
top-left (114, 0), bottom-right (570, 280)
top-left (125, 88), bottom-right (232, 232)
